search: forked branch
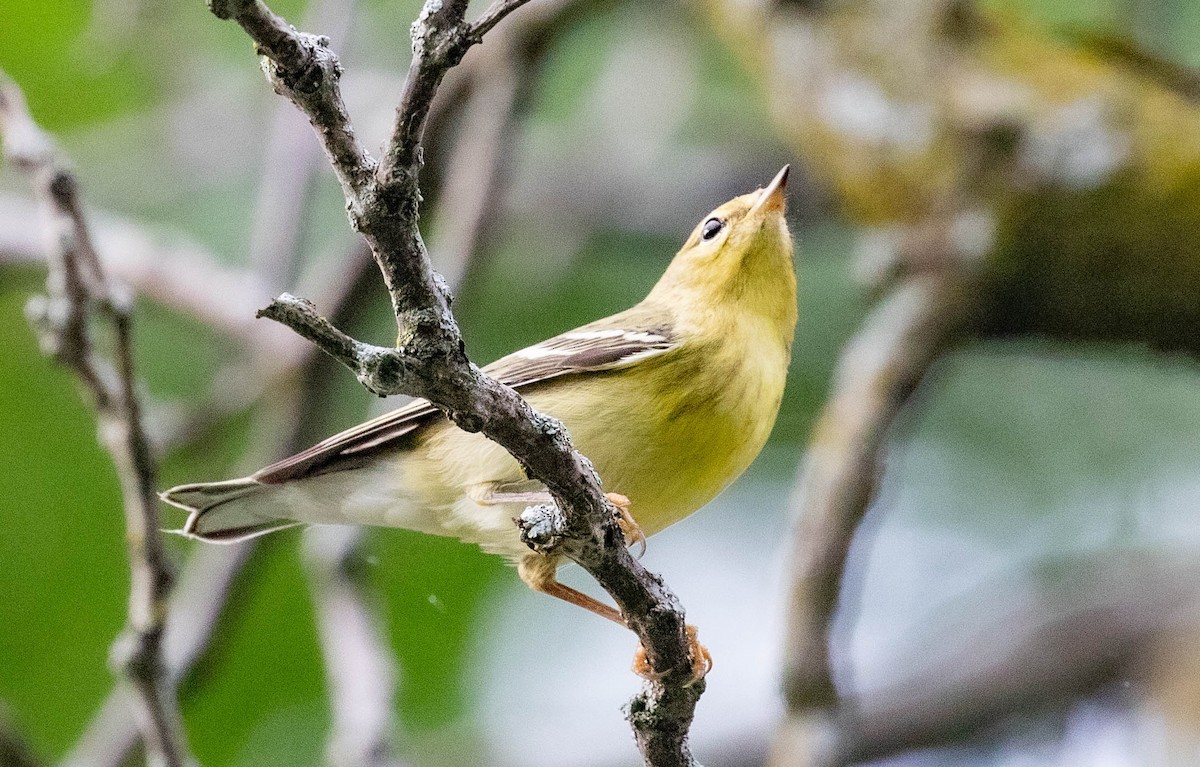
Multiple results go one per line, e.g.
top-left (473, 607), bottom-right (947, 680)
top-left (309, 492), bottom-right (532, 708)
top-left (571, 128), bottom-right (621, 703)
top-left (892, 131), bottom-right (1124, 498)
top-left (208, 0), bottom-right (704, 764)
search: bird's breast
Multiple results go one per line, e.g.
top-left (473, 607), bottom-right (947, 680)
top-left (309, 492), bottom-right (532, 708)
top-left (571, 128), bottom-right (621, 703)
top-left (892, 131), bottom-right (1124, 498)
top-left (400, 322), bottom-right (790, 552)
top-left (536, 337), bottom-right (788, 536)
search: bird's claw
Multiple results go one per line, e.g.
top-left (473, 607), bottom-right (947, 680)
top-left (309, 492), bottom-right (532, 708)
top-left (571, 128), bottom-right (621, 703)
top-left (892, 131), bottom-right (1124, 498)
top-left (632, 624), bottom-right (711, 685)
top-left (606, 492), bottom-right (646, 558)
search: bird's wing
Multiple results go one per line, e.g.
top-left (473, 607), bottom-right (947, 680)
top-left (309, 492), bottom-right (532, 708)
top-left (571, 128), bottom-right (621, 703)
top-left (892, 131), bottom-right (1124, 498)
top-left (253, 307), bottom-right (679, 484)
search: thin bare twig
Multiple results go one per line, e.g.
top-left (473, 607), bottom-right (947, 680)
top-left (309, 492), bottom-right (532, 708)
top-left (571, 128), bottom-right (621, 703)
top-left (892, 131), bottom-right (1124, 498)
top-left (0, 74), bottom-right (196, 767)
top-left (209, 0), bottom-right (704, 762)
top-left (470, 0), bottom-right (540, 39)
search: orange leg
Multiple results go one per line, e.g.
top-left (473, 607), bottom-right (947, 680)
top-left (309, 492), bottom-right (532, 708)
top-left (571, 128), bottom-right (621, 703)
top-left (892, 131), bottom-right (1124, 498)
top-left (632, 624), bottom-right (712, 684)
top-left (518, 554), bottom-right (624, 625)
top-left (606, 492), bottom-right (646, 558)
top-left (478, 483), bottom-right (648, 557)
top-left (521, 554), bottom-right (711, 684)
top-left (508, 491), bottom-right (706, 681)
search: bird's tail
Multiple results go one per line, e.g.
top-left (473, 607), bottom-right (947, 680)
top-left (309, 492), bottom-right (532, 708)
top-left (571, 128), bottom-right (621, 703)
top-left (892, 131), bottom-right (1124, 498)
top-left (160, 478), bottom-right (304, 543)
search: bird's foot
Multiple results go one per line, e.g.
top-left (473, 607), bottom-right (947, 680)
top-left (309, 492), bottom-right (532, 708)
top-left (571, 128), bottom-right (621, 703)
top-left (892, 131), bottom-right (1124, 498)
top-left (606, 492), bottom-right (646, 558)
top-left (632, 624), bottom-right (711, 685)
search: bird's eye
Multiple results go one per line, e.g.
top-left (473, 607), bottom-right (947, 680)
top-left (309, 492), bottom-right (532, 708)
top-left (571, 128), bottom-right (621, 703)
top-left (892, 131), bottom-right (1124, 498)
top-left (701, 218), bottom-right (724, 241)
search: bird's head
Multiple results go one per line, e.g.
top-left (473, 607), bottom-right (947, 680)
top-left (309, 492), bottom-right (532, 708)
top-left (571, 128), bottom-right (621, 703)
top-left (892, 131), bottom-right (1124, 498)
top-left (649, 166), bottom-right (796, 331)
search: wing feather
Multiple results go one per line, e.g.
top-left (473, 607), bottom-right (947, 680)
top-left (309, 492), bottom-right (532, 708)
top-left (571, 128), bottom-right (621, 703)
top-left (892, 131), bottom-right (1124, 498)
top-left (253, 308), bottom-right (678, 484)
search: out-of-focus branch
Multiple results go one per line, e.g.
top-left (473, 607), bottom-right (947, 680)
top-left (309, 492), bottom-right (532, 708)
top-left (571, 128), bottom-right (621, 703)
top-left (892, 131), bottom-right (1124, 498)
top-left (248, 100), bottom-right (322, 291)
top-left (0, 702), bottom-right (44, 767)
top-left (782, 270), bottom-right (973, 709)
top-left (210, 0), bottom-right (705, 762)
top-left (0, 73), bottom-right (196, 767)
top-left (63, 544), bottom-right (255, 767)
top-left (768, 265), bottom-right (973, 767)
top-left (821, 552), bottom-right (1200, 765)
top-left (427, 49), bottom-right (520, 288)
top-left (303, 528), bottom-right (406, 767)
top-left (429, 0), bottom-right (619, 285)
top-left (64, 301), bottom-right (369, 767)
top-left (240, 1), bottom-right (410, 760)
top-left (207, 0), bottom-right (375, 200)
top-left (706, 0), bottom-right (1200, 350)
top-left (248, 0), bottom-right (358, 290)
top-left (0, 194), bottom-right (277, 348)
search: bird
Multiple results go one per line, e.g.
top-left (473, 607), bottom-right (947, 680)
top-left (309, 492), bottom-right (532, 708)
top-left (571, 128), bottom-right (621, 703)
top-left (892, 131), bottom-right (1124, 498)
top-left (162, 166), bottom-right (797, 678)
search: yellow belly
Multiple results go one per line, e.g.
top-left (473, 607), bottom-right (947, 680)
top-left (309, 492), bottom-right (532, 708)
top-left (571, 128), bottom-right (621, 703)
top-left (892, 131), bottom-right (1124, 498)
top-left (401, 338), bottom-right (788, 556)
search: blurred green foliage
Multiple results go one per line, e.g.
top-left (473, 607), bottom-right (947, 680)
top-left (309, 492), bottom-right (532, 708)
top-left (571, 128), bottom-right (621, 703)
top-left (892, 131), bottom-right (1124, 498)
top-left (0, 0), bottom-right (150, 130)
top-left (0, 271), bottom-right (128, 751)
top-left (4, 0), bottom-right (1200, 765)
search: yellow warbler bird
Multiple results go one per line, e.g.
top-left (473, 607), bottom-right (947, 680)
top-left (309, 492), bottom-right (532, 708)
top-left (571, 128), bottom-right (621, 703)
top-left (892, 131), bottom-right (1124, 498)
top-left (163, 166), bottom-right (796, 651)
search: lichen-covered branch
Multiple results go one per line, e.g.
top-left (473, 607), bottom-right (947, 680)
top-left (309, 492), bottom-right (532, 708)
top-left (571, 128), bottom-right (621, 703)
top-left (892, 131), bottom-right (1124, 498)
top-left (0, 73), bottom-right (196, 767)
top-left (704, 0), bottom-right (1200, 351)
top-left (210, 0), bottom-right (704, 762)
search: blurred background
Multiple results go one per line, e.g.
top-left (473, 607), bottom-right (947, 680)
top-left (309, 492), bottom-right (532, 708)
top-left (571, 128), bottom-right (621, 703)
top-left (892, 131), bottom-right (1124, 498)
top-left (3, 0), bottom-right (1200, 765)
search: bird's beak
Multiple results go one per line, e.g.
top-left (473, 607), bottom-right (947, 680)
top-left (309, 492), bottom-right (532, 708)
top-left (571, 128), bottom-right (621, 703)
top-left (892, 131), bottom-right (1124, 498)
top-left (748, 165), bottom-right (789, 216)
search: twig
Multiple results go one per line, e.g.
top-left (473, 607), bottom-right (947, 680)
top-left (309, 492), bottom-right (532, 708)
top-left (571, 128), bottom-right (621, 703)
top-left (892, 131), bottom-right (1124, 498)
top-left (0, 74), bottom-right (196, 767)
top-left (210, 0), bottom-right (705, 763)
top-left (470, 0), bottom-right (540, 39)
top-left (377, 0), bottom-right (534, 184)
top-left (780, 271), bottom-right (972, 714)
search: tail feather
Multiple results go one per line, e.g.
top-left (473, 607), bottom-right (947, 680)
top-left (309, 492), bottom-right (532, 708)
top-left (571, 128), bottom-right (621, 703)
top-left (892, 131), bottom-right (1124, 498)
top-left (160, 478), bottom-right (303, 543)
